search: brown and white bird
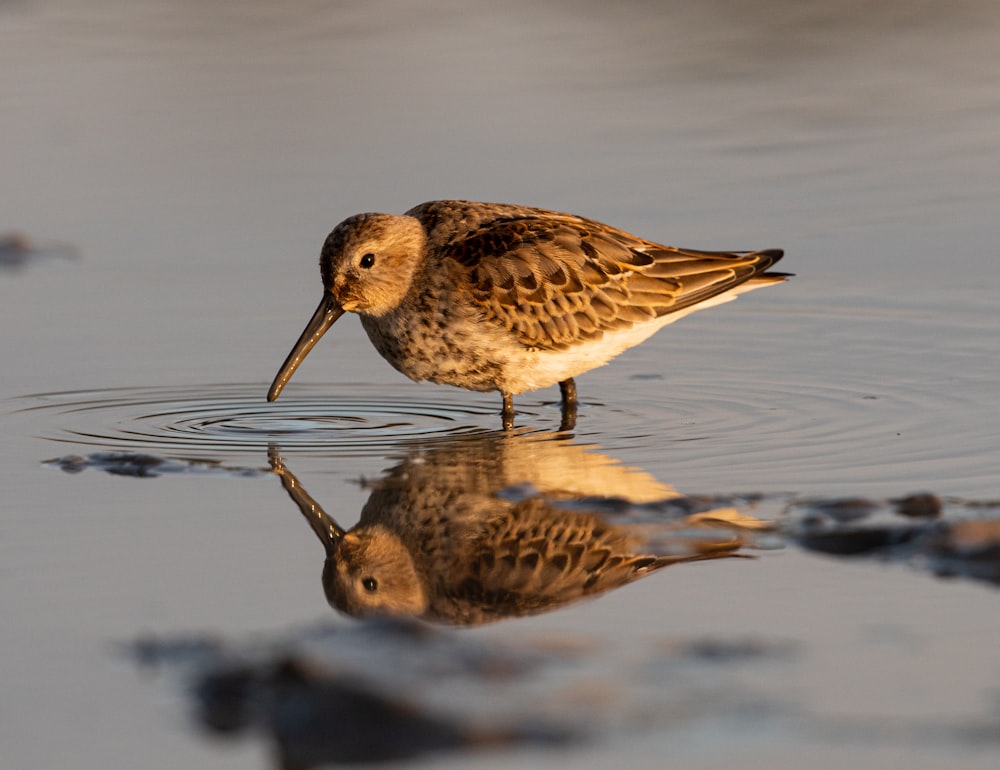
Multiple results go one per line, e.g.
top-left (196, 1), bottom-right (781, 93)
top-left (267, 200), bottom-right (787, 425)
top-left (269, 437), bottom-right (752, 625)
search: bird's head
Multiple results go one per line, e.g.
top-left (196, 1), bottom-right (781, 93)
top-left (266, 212), bottom-right (426, 401)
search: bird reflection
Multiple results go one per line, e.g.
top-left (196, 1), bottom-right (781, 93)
top-left (269, 435), bottom-right (763, 625)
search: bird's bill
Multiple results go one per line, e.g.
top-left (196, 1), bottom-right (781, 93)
top-left (268, 445), bottom-right (347, 549)
top-left (267, 293), bottom-right (345, 401)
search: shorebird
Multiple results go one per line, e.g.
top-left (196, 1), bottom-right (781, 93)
top-left (268, 440), bottom-right (749, 625)
top-left (266, 200), bottom-right (787, 426)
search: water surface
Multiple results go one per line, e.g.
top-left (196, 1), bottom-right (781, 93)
top-left (2, 1), bottom-right (999, 768)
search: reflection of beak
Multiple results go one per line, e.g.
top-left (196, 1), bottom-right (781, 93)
top-left (268, 445), bottom-right (346, 552)
top-left (267, 294), bottom-right (345, 401)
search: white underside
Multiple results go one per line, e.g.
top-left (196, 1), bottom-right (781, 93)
top-left (501, 283), bottom-right (766, 393)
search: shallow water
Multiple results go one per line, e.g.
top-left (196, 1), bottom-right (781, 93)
top-left (3, 1), bottom-right (1000, 768)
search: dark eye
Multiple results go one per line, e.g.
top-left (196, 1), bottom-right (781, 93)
top-left (359, 253), bottom-right (376, 269)
top-left (362, 577), bottom-right (378, 592)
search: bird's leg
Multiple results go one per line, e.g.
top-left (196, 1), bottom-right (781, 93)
top-left (558, 378), bottom-right (578, 431)
top-left (501, 392), bottom-right (515, 430)
top-left (558, 378), bottom-right (577, 408)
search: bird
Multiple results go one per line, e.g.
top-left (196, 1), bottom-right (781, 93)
top-left (268, 437), bottom-right (751, 625)
top-left (266, 200), bottom-right (787, 426)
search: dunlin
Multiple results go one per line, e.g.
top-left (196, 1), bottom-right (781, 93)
top-left (267, 200), bottom-right (787, 425)
top-left (268, 440), bottom-right (747, 625)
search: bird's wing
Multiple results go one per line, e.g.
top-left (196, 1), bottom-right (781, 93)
top-left (421, 203), bottom-right (783, 351)
top-left (434, 498), bottom-right (743, 624)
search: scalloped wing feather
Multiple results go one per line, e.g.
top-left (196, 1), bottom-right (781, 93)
top-left (437, 213), bottom-right (782, 350)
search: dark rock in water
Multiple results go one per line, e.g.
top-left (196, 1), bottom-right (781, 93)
top-left (924, 520), bottom-right (1000, 585)
top-left (892, 493), bottom-right (942, 518)
top-left (796, 525), bottom-right (925, 556)
top-left (792, 495), bottom-right (927, 555)
top-left (196, 656), bottom-right (573, 767)
top-left (43, 452), bottom-right (264, 478)
top-left (790, 493), bottom-right (1000, 586)
top-left (0, 232), bottom-right (78, 271)
top-left (129, 620), bottom-right (575, 767)
top-left (46, 452), bottom-right (172, 477)
top-left (673, 637), bottom-right (796, 663)
top-left (128, 633), bottom-right (225, 669)
top-left (800, 497), bottom-right (880, 522)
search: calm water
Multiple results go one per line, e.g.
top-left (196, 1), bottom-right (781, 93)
top-left (3, 1), bottom-right (1000, 767)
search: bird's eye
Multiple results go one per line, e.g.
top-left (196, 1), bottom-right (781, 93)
top-left (359, 253), bottom-right (376, 269)
top-left (362, 577), bottom-right (378, 592)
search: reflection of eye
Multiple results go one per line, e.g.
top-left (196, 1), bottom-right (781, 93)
top-left (359, 253), bottom-right (375, 269)
top-left (362, 577), bottom-right (378, 592)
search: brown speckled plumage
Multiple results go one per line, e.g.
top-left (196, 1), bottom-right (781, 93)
top-left (269, 438), bottom-right (748, 625)
top-left (267, 200), bottom-right (787, 424)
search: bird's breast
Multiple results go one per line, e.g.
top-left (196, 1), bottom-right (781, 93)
top-left (359, 305), bottom-right (510, 392)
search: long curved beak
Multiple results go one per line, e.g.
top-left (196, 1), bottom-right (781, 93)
top-left (267, 293), bottom-right (345, 401)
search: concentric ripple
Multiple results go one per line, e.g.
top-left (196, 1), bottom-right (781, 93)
top-left (574, 370), bottom-right (998, 495)
top-left (8, 364), bottom-right (998, 495)
top-left (11, 383), bottom-right (518, 458)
